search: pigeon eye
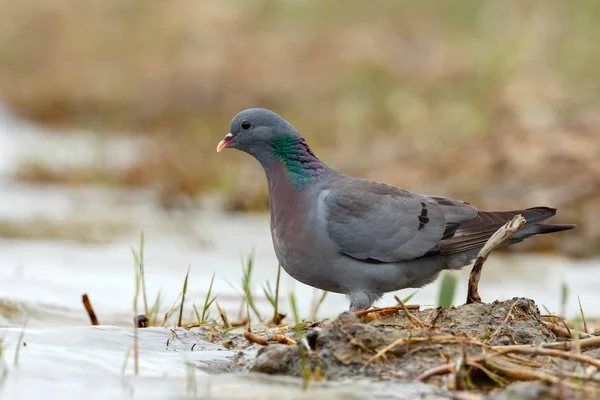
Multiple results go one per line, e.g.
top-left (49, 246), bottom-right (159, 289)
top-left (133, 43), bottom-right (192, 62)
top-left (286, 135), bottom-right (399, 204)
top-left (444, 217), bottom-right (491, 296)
top-left (241, 120), bottom-right (251, 130)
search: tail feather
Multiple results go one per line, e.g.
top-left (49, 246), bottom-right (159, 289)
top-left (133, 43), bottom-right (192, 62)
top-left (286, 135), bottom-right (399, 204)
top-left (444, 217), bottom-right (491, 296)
top-left (438, 206), bottom-right (574, 255)
top-left (513, 223), bottom-right (576, 239)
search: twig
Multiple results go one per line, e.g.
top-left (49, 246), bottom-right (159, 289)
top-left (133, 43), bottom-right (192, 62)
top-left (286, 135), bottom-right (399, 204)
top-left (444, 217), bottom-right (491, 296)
top-left (418, 362), bottom-right (456, 381)
top-left (466, 215), bottom-right (526, 303)
top-left (229, 318), bottom-right (248, 327)
top-left (496, 335), bottom-right (600, 352)
top-left (397, 297), bottom-right (425, 328)
top-left (468, 360), bottom-right (508, 386)
top-left (270, 334), bottom-right (297, 345)
top-left (354, 304), bottom-right (419, 318)
top-left (339, 324), bottom-right (378, 357)
top-left (362, 335), bottom-right (479, 369)
top-left (541, 320), bottom-right (574, 339)
top-left (492, 344), bottom-right (600, 369)
top-left (541, 314), bottom-right (573, 337)
top-left (421, 352), bottom-right (599, 390)
top-left (488, 300), bottom-right (517, 342)
top-left (82, 293), bottom-right (99, 326)
top-left (428, 307), bottom-right (445, 327)
top-left (243, 331), bottom-right (268, 346)
top-left (578, 296), bottom-right (589, 334)
top-left (483, 357), bottom-right (561, 384)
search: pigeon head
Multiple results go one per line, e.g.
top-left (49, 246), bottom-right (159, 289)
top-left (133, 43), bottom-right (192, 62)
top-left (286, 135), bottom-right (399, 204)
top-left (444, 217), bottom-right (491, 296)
top-left (217, 108), bottom-right (326, 186)
top-left (217, 108), bottom-right (299, 157)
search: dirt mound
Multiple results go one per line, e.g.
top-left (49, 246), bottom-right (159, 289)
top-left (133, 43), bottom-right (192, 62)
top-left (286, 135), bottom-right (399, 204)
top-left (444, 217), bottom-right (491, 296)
top-left (250, 298), bottom-right (600, 399)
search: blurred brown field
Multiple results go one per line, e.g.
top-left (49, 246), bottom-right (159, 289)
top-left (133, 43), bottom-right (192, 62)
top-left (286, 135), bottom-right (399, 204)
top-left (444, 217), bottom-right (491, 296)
top-left (0, 0), bottom-right (599, 254)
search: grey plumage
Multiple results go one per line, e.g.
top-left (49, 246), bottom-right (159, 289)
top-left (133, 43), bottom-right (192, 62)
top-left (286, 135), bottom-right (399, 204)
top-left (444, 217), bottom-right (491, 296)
top-left (218, 108), bottom-right (575, 311)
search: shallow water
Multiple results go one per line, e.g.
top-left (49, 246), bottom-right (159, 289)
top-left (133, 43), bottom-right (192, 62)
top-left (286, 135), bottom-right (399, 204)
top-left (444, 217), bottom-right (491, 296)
top-left (1, 106), bottom-right (599, 399)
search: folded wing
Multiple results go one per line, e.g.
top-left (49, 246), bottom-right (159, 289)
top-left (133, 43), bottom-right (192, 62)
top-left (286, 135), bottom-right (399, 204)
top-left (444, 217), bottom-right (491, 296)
top-left (322, 178), bottom-right (478, 262)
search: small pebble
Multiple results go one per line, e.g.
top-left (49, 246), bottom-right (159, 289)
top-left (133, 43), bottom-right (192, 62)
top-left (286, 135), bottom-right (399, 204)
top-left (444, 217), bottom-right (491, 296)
top-left (134, 314), bottom-right (149, 328)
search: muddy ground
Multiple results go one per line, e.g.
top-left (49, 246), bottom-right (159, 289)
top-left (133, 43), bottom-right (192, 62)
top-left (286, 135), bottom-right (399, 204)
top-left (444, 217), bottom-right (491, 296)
top-left (235, 298), bottom-right (600, 399)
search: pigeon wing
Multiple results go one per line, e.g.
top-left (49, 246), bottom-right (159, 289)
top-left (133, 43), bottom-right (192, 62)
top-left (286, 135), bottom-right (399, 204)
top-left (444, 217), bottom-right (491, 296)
top-left (322, 178), bottom-right (477, 262)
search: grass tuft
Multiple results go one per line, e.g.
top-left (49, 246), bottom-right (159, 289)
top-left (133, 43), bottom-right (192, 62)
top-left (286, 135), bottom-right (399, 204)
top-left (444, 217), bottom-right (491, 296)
top-left (148, 290), bottom-right (163, 326)
top-left (241, 253), bottom-right (262, 322)
top-left (201, 272), bottom-right (218, 324)
top-left (263, 264), bottom-right (283, 325)
top-left (178, 266), bottom-right (191, 328)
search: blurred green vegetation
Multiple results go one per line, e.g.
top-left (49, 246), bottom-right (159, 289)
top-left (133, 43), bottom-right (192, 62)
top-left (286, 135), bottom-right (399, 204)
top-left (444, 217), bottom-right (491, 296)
top-left (0, 0), bottom-right (599, 253)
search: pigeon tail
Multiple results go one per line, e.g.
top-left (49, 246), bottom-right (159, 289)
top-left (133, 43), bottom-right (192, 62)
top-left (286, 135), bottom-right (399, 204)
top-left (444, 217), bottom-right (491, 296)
top-left (512, 222), bottom-right (576, 239)
top-left (437, 207), bottom-right (574, 255)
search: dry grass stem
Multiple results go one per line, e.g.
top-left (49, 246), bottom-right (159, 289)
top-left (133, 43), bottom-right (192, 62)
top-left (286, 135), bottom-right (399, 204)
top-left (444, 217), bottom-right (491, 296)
top-left (492, 346), bottom-right (600, 370)
top-left (488, 300), bottom-right (518, 342)
top-left (311, 290), bottom-right (328, 321)
top-left (541, 314), bottom-right (573, 337)
top-left (496, 335), bottom-right (600, 352)
top-left (362, 335), bottom-right (483, 370)
top-left (578, 296), bottom-right (589, 334)
top-left (541, 320), bottom-right (576, 339)
top-left (243, 331), bottom-right (268, 346)
top-left (270, 334), bottom-right (297, 345)
top-left (354, 304), bottom-right (419, 318)
top-left (160, 292), bottom-right (182, 327)
top-left (229, 318), bottom-right (248, 327)
top-left (216, 301), bottom-right (231, 329)
top-left (397, 297), bottom-right (425, 328)
top-left (428, 307), bottom-right (445, 327)
top-left (192, 303), bottom-right (202, 325)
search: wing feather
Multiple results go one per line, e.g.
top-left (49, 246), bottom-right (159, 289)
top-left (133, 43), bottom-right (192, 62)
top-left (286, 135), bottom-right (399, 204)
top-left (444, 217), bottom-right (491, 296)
top-left (322, 177), bottom-right (477, 262)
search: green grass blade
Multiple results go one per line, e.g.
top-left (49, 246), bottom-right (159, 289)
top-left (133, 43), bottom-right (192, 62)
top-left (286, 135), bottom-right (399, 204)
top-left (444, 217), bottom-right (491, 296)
top-left (401, 290), bottom-right (418, 304)
top-left (201, 272), bottom-right (216, 323)
top-left (241, 253), bottom-right (262, 321)
top-left (139, 231), bottom-right (149, 316)
top-left (178, 265), bottom-right (191, 327)
top-left (560, 281), bottom-right (568, 317)
top-left (437, 272), bottom-right (457, 308)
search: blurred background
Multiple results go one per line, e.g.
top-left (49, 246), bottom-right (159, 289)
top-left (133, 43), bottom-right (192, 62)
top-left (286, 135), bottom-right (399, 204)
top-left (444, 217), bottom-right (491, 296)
top-left (1, 0), bottom-right (600, 329)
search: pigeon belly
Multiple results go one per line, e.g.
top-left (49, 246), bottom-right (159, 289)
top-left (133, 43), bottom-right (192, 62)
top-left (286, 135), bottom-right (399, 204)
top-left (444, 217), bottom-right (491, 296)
top-left (267, 165), bottom-right (344, 293)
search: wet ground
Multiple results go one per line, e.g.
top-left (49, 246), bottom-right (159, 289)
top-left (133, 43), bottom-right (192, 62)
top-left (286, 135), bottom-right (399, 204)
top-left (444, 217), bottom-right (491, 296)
top-left (1, 107), bottom-right (599, 399)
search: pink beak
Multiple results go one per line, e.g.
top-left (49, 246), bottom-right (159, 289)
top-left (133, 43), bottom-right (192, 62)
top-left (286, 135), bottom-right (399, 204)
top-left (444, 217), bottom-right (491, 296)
top-left (216, 133), bottom-right (234, 152)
